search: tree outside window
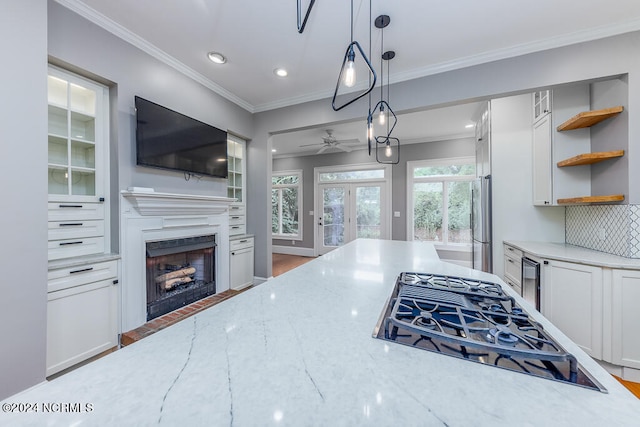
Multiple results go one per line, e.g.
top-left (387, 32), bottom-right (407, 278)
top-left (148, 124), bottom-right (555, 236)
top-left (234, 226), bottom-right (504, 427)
top-left (410, 161), bottom-right (474, 246)
top-left (272, 171), bottom-right (303, 239)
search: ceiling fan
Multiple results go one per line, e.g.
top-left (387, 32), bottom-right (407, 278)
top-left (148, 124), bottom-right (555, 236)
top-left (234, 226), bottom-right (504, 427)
top-left (299, 129), bottom-right (361, 154)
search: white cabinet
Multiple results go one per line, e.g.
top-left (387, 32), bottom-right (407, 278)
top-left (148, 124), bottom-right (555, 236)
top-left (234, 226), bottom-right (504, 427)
top-left (503, 243), bottom-right (522, 295)
top-left (227, 135), bottom-right (247, 236)
top-left (532, 115), bottom-right (553, 206)
top-left (46, 260), bottom-right (118, 376)
top-left (532, 90), bottom-right (551, 123)
top-left (230, 237), bottom-right (254, 290)
top-left (610, 269), bottom-right (640, 370)
top-left (542, 259), bottom-right (603, 359)
top-left (530, 86), bottom-right (591, 206)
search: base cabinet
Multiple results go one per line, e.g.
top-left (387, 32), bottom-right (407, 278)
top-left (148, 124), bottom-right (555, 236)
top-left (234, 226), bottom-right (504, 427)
top-left (610, 269), bottom-right (640, 370)
top-left (230, 237), bottom-right (254, 290)
top-left (47, 260), bottom-right (118, 377)
top-left (542, 259), bottom-right (603, 359)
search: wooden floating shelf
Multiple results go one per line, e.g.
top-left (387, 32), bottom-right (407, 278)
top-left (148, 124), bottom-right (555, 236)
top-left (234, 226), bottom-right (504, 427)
top-left (557, 106), bottom-right (624, 131)
top-left (557, 150), bottom-right (624, 167)
top-left (557, 194), bottom-right (625, 205)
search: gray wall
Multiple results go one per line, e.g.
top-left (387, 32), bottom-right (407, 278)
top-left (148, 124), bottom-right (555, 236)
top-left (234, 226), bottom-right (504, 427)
top-left (48, 1), bottom-right (254, 201)
top-left (590, 77), bottom-right (629, 198)
top-left (273, 138), bottom-right (474, 249)
top-left (0, 0), bottom-right (48, 400)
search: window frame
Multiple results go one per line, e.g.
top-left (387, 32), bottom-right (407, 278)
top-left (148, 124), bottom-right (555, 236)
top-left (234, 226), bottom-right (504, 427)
top-left (272, 169), bottom-right (303, 240)
top-left (406, 157), bottom-right (475, 251)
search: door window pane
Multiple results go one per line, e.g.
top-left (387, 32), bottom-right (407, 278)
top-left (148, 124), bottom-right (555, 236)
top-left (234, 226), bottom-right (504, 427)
top-left (280, 187), bottom-right (299, 235)
top-left (356, 186), bottom-right (381, 239)
top-left (447, 181), bottom-right (472, 243)
top-left (413, 182), bottom-right (443, 241)
top-left (323, 187), bottom-right (345, 247)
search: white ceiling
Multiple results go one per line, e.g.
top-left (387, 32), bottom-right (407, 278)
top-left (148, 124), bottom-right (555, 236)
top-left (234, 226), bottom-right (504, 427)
top-left (61, 0), bottom-right (640, 156)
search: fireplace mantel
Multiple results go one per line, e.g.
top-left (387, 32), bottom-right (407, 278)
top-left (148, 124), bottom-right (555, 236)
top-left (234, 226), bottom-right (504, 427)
top-left (122, 190), bottom-right (236, 216)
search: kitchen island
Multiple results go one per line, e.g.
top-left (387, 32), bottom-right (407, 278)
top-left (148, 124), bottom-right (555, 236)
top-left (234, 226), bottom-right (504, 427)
top-left (2, 239), bottom-right (639, 426)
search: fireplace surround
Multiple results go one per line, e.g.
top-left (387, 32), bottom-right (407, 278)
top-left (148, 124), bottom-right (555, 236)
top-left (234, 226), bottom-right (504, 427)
top-left (121, 190), bottom-right (234, 332)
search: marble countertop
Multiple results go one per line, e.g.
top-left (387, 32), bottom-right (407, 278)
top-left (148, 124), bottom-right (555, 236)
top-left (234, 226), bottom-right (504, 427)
top-left (4, 240), bottom-right (640, 426)
top-left (504, 241), bottom-right (640, 269)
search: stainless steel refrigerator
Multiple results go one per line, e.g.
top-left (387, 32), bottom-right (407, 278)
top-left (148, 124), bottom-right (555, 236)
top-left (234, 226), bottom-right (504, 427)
top-left (472, 175), bottom-right (492, 272)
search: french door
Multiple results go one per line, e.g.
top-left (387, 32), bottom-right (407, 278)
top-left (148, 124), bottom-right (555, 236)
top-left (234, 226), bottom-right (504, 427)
top-left (316, 182), bottom-right (387, 255)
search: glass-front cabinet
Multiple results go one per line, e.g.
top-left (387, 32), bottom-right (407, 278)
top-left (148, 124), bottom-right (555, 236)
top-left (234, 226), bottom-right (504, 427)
top-left (48, 68), bottom-right (106, 199)
top-left (227, 135), bottom-right (247, 236)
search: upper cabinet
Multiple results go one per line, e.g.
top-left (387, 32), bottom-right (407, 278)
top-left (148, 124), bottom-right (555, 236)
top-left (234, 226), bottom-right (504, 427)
top-left (531, 79), bottom-right (628, 206)
top-left (227, 135), bottom-right (247, 236)
top-left (47, 66), bottom-right (111, 260)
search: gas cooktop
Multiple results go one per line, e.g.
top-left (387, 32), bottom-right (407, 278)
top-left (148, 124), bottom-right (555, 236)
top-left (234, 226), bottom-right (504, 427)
top-left (373, 272), bottom-right (606, 392)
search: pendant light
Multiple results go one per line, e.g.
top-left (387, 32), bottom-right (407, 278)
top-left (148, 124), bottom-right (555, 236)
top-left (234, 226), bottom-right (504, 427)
top-left (368, 15), bottom-right (399, 164)
top-left (296, 0), bottom-right (316, 34)
top-left (332, 0), bottom-right (376, 111)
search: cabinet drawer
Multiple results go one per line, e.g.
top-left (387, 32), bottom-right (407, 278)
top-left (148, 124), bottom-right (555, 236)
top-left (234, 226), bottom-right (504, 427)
top-left (231, 237), bottom-right (254, 251)
top-left (504, 256), bottom-right (521, 283)
top-left (504, 244), bottom-right (523, 260)
top-left (48, 259), bottom-right (117, 292)
top-left (48, 220), bottom-right (104, 241)
top-left (229, 204), bottom-right (245, 215)
top-left (229, 214), bottom-right (245, 226)
top-left (229, 224), bottom-right (246, 236)
top-left (504, 275), bottom-right (522, 296)
top-left (48, 202), bottom-right (104, 221)
top-left (48, 236), bottom-right (105, 261)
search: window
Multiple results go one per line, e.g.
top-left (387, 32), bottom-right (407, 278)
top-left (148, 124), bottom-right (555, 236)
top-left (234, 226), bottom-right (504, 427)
top-left (272, 170), bottom-right (303, 240)
top-left (407, 158), bottom-right (475, 248)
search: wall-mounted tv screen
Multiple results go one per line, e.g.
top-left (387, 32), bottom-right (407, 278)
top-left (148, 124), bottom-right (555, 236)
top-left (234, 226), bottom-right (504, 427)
top-left (135, 96), bottom-right (228, 178)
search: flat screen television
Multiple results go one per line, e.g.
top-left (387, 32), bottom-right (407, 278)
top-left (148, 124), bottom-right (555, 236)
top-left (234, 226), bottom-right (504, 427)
top-left (135, 96), bottom-right (228, 178)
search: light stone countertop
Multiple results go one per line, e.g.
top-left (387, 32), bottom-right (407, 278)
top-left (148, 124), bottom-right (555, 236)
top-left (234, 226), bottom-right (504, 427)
top-left (504, 241), bottom-right (640, 269)
top-left (3, 239), bottom-right (640, 426)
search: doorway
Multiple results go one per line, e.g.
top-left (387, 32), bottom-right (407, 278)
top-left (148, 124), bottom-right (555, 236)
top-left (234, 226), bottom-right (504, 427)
top-left (314, 164), bottom-right (391, 255)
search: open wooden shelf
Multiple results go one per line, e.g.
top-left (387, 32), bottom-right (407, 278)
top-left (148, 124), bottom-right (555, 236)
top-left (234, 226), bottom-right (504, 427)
top-left (557, 106), bottom-right (624, 131)
top-left (557, 150), bottom-right (624, 167)
top-left (557, 194), bottom-right (625, 205)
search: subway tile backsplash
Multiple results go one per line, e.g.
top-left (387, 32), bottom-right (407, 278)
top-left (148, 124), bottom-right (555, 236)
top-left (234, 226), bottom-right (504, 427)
top-left (566, 204), bottom-right (640, 258)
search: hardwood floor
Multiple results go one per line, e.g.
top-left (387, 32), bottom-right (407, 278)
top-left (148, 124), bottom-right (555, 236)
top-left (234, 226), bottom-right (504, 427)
top-left (614, 376), bottom-right (640, 399)
top-left (272, 253), bottom-right (315, 276)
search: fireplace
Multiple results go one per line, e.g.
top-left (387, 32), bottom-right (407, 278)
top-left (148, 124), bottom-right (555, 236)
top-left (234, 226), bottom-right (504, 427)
top-left (146, 235), bottom-right (216, 320)
top-left (121, 190), bottom-right (234, 332)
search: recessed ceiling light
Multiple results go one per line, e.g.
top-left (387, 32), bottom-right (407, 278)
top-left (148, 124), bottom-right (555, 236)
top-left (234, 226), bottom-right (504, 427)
top-left (271, 148), bottom-right (277, 153)
top-left (465, 124), bottom-right (474, 128)
top-left (207, 52), bottom-right (226, 64)
top-left (274, 68), bottom-right (288, 77)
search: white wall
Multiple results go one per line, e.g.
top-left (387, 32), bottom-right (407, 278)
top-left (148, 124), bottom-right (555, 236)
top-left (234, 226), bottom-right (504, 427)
top-left (490, 94), bottom-right (565, 277)
top-left (0, 0), bottom-right (48, 400)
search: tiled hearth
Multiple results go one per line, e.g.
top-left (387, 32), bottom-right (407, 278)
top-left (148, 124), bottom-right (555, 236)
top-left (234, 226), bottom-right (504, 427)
top-left (566, 204), bottom-right (640, 258)
top-left (121, 287), bottom-right (252, 346)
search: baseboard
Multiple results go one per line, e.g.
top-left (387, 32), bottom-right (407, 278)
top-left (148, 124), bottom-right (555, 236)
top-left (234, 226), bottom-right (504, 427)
top-left (253, 276), bottom-right (269, 285)
top-left (272, 245), bottom-right (315, 257)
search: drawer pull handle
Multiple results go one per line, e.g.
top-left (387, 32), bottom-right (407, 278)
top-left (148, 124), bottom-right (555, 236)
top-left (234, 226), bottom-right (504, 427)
top-left (231, 216), bottom-right (241, 219)
top-left (59, 204), bottom-right (83, 208)
top-left (59, 223), bottom-right (83, 227)
top-left (70, 267), bottom-right (93, 274)
top-left (60, 241), bottom-right (83, 246)
top-left (231, 252), bottom-right (235, 256)
top-left (232, 226), bottom-right (240, 229)
top-left (239, 239), bottom-right (248, 243)
top-left (508, 259), bottom-right (514, 263)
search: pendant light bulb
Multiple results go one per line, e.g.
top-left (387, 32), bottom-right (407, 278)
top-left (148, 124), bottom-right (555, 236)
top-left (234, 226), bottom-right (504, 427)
top-left (344, 47), bottom-right (356, 88)
top-left (385, 143), bottom-right (392, 158)
top-left (367, 121), bottom-right (374, 141)
top-left (378, 105), bottom-right (386, 125)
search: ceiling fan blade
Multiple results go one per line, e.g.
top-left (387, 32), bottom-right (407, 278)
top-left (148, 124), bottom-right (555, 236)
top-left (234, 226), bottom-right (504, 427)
top-left (335, 143), bottom-right (352, 153)
top-left (317, 145), bottom-right (329, 154)
top-left (299, 142), bottom-right (325, 147)
top-left (335, 138), bottom-right (360, 145)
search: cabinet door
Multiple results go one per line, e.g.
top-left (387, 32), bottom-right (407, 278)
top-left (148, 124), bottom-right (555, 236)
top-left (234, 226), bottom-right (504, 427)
top-left (532, 115), bottom-right (553, 206)
top-left (230, 247), bottom-right (254, 290)
top-left (47, 278), bottom-right (118, 376)
top-left (542, 260), bottom-right (603, 358)
top-left (611, 269), bottom-right (640, 369)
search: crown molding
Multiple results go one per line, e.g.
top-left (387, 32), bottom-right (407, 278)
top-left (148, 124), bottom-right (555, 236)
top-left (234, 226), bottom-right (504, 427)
top-left (54, 0), bottom-right (255, 113)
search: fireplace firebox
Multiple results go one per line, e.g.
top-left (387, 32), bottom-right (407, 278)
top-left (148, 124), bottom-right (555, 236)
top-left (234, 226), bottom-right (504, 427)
top-left (146, 235), bottom-right (216, 320)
